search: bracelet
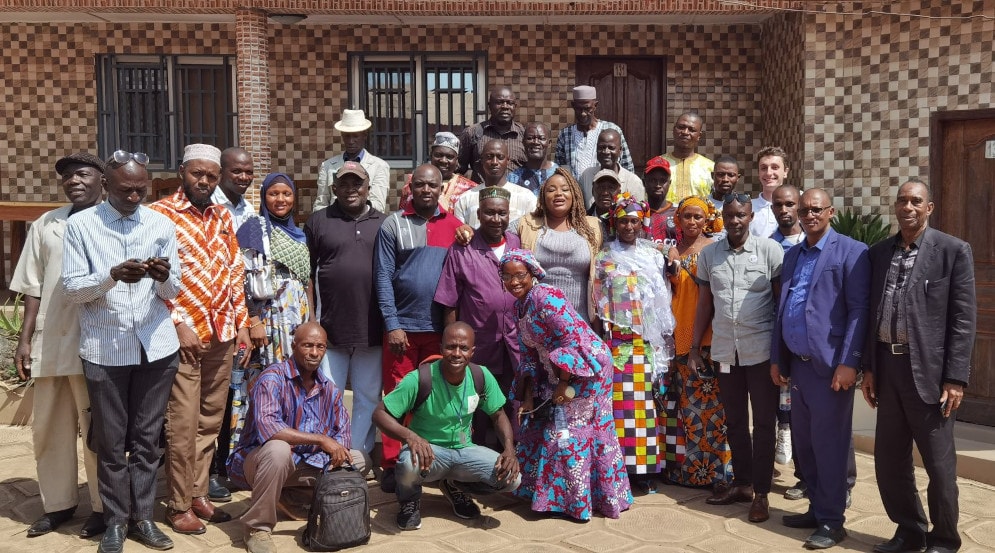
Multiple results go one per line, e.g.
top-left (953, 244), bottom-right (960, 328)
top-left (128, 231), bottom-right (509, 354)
top-left (251, 321), bottom-right (265, 329)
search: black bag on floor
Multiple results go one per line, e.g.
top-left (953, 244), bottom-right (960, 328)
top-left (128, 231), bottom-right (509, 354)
top-left (301, 463), bottom-right (370, 551)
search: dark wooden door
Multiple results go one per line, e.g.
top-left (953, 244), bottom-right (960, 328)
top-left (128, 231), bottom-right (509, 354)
top-left (576, 57), bottom-right (665, 173)
top-left (931, 110), bottom-right (995, 426)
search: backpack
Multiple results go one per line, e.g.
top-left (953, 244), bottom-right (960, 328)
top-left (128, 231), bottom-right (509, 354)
top-left (411, 358), bottom-right (486, 413)
top-left (301, 463), bottom-right (370, 551)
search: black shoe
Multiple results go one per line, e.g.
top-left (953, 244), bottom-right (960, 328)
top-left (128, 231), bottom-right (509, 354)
top-left (97, 523), bottom-right (127, 553)
top-left (80, 511), bottom-right (107, 538)
top-left (873, 536), bottom-right (926, 553)
top-left (804, 524), bottom-right (847, 550)
top-left (208, 475), bottom-right (232, 503)
top-left (27, 506), bottom-right (77, 537)
top-left (128, 519), bottom-right (174, 550)
top-left (395, 499), bottom-right (421, 531)
top-left (440, 480), bottom-right (481, 519)
top-left (783, 510), bottom-right (819, 529)
top-left (381, 467), bottom-right (397, 494)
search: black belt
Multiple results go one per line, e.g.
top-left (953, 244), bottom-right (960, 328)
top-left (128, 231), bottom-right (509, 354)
top-left (879, 342), bottom-right (909, 355)
top-left (792, 353), bottom-right (812, 362)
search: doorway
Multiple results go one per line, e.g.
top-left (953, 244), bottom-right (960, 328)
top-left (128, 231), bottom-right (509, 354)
top-left (575, 56), bottom-right (666, 173)
top-left (930, 109), bottom-right (995, 426)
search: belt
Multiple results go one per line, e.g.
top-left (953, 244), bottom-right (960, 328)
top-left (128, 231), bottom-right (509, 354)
top-left (792, 353), bottom-right (812, 362)
top-left (879, 342), bottom-right (909, 355)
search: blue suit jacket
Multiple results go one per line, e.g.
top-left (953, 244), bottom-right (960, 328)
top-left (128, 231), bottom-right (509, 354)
top-left (771, 229), bottom-right (871, 378)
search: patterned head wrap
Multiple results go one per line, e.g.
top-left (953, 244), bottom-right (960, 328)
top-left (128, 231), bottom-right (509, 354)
top-left (609, 192), bottom-right (651, 235)
top-left (500, 248), bottom-right (546, 280)
top-left (676, 195), bottom-right (724, 235)
top-left (432, 131), bottom-right (460, 154)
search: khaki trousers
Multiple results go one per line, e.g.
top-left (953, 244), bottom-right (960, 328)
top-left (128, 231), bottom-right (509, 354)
top-left (165, 337), bottom-right (233, 511)
top-left (33, 374), bottom-right (102, 512)
top-left (241, 439), bottom-right (366, 532)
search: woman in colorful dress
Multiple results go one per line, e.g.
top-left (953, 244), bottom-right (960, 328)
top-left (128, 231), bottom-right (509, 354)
top-left (593, 193), bottom-right (676, 493)
top-left (500, 248), bottom-right (631, 521)
top-left (512, 168), bottom-right (602, 323)
top-left (663, 196), bottom-right (733, 491)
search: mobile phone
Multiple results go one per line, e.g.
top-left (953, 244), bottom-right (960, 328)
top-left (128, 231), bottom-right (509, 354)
top-left (939, 399), bottom-right (948, 413)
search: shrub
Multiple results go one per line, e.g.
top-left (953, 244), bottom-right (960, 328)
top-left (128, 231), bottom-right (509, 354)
top-left (831, 209), bottom-right (892, 246)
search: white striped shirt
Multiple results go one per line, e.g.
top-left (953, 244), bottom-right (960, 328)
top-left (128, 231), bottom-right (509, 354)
top-left (62, 202), bottom-right (181, 365)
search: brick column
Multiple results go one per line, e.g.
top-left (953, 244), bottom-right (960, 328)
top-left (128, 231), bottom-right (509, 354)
top-left (235, 7), bottom-right (269, 210)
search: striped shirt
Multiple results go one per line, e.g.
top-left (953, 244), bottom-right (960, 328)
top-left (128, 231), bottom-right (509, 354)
top-left (227, 358), bottom-right (351, 488)
top-left (150, 190), bottom-right (250, 342)
top-left (877, 233), bottom-right (923, 344)
top-left (554, 120), bottom-right (634, 179)
top-left (61, 203), bottom-right (181, 365)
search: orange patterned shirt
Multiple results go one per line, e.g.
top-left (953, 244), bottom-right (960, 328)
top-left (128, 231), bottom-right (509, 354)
top-left (150, 189), bottom-right (250, 342)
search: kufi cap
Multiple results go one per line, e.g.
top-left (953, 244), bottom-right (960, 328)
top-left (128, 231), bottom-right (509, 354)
top-left (182, 143), bottom-right (222, 166)
top-left (334, 109), bottom-right (373, 133)
top-left (432, 131), bottom-right (460, 154)
top-left (573, 85), bottom-right (597, 101)
top-left (335, 161), bottom-right (369, 181)
top-left (592, 168), bottom-right (622, 186)
top-left (479, 186), bottom-right (511, 202)
top-left (645, 155), bottom-right (672, 176)
top-left (56, 152), bottom-right (105, 175)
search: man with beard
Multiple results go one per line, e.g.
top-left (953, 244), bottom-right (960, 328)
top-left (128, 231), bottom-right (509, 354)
top-left (554, 85), bottom-right (634, 180)
top-left (751, 146), bottom-right (790, 238)
top-left (458, 87), bottom-right (527, 182)
top-left (435, 187), bottom-right (522, 449)
top-left (314, 109), bottom-right (391, 213)
top-left (662, 112), bottom-right (713, 203)
top-left (374, 163), bottom-right (463, 492)
top-left (507, 122), bottom-right (558, 195)
top-left (211, 147), bottom-right (256, 230)
top-left (578, 129), bottom-right (644, 207)
top-left (453, 140), bottom-right (537, 228)
top-left (400, 132), bottom-right (476, 213)
top-left (691, 195), bottom-right (783, 524)
top-left (150, 143), bottom-right (252, 535)
top-left (306, 161), bottom-right (385, 463)
top-left (13, 153), bottom-right (105, 539)
top-left (373, 322), bottom-right (520, 531)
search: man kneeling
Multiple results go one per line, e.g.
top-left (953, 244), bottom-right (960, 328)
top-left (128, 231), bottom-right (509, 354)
top-left (227, 322), bottom-right (365, 553)
top-left (373, 322), bottom-right (521, 531)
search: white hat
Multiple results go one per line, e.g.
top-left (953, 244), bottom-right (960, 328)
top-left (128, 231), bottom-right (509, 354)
top-left (334, 109), bottom-right (373, 133)
top-left (182, 143), bottom-right (221, 166)
top-left (573, 85), bottom-right (597, 101)
top-left (431, 132), bottom-right (460, 154)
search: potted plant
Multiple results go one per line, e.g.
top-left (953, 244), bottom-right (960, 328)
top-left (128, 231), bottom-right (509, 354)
top-left (831, 208), bottom-right (893, 246)
top-left (0, 293), bottom-right (33, 425)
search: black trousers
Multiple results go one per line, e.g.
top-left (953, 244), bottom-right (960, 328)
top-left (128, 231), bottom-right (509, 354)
top-left (83, 350), bottom-right (178, 525)
top-left (717, 360), bottom-right (779, 494)
top-left (874, 343), bottom-right (961, 550)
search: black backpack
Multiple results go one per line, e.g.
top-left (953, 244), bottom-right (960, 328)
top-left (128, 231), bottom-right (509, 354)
top-left (411, 360), bottom-right (486, 413)
top-left (301, 463), bottom-right (370, 551)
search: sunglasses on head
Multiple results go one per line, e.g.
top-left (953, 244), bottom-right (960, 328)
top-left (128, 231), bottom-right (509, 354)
top-left (107, 150), bottom-right (150, 168)
top-left (723, 193), bottom-right (752, 204)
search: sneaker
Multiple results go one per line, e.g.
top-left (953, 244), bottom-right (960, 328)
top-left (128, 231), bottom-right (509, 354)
top-left (775, 423), bottom-right (793, 465)
top-left (396, 499), bottom-right (422, 531)
top-left (784, 481), bottom-right (808, 500)
top-left (381, 467), bottom-right (396, 494)
top-left (440, 480), bottom-right (481, 519)
top-left (245, 529), bottom-right (277, 553)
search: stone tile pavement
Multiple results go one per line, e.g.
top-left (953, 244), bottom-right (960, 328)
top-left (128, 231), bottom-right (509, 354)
top-left (1, 424), bottom-right (994, 553)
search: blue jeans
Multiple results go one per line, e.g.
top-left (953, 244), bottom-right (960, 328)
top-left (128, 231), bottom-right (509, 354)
top-left (395, 444), bottom-right (521, 502)
top-left (319, 345), bottom-right (382, 455)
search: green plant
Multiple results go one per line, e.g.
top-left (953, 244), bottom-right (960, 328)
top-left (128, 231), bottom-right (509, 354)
top-left (0, 293), bottom-right (23, 339)
top-left (831, 209), bottom-right (892, 246)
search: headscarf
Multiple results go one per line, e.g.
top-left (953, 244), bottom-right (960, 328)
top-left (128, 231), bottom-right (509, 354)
top-left (500, 248), bottom-right (547, 280)
top-left (609, 192), bottom-right (651, 236)
top-left (676, 195), bottom-right (724, 235)
top-left (259, 172), bottom-right (307, 244)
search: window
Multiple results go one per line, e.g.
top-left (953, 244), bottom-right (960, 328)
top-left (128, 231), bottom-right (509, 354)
top-left (349, 52), bottom-right (487, 165)
top-left (97, 55), bottom-right (237, 169)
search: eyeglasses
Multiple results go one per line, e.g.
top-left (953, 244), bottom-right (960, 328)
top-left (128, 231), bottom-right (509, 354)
top-left (712, 171), bottom-right (741, 179)
top-left (500, 271), bottom-right (531, 283)
top-left (723, 193), bottom-right (752, 204)
top-left (798, 206), bottom-right (830, 217)
top-left (107, 150), bottom-right (150, 168)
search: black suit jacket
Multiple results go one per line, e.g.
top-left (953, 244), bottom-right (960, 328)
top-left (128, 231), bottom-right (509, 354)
top-left (864, 227), bottom-right (977, 403)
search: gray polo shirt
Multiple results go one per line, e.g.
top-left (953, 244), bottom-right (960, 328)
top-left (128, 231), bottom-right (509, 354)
top-left (695, 234), bottom-right (783, 366)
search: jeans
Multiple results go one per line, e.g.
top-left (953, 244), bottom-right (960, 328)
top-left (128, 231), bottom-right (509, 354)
top-left (395, 444), bottom-right (521, 503)
top-left (319, 345), bottom-right (383, 455)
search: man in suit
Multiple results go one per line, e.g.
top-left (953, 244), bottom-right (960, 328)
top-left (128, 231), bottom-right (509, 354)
top-left (313, 109), bottom-right (391, 213)
top-left (861, 179), bottom-right (976, 553)
top-left (771, 188), bottom-right (871, 549)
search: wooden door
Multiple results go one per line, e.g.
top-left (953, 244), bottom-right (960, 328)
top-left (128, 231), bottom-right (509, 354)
top-left (931, 110), bottom-right (995, 426)
top-left (576, 57), bottom-right (665, 173)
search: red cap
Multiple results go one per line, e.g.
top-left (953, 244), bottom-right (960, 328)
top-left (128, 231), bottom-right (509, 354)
top-left (644, 156), bottom-right (672, 176)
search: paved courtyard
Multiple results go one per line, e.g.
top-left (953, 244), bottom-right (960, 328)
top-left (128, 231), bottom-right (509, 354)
top-left (1, 425), bottom-right (994, 552)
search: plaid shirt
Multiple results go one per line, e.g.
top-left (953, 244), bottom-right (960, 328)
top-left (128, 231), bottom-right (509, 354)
top-left (150, 189), bottom-right (250, 342)
top-left (554, 120), bottom-right (634, 179)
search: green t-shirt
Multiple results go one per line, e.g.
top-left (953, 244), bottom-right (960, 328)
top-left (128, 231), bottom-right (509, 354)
top-left (382, 361), bottom-right (507, 449)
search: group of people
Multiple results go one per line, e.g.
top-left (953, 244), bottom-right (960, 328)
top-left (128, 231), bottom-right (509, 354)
top-left (9, 82), bottom-right (976, 553)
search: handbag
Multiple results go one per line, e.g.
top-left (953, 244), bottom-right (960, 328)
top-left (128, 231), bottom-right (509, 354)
top-left (243, 218), bottom-right (278, 300)
top-left (301, 463), bottom-right (371, 551)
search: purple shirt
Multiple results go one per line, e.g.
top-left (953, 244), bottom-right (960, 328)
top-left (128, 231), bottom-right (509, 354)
top-left (434, 231), bottom-right (522, 375)
top-left (227, 358), bottom-right (351, 488)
